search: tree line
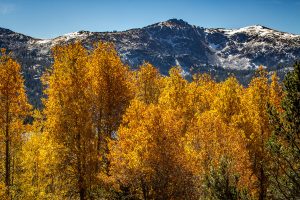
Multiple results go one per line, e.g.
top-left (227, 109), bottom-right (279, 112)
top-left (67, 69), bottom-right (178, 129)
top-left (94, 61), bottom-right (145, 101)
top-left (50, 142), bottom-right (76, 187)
top-left (0, 42), bottom-right (299, 200)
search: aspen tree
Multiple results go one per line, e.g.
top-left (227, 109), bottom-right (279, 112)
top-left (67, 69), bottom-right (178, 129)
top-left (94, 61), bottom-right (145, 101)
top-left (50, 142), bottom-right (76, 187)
top-left (44, 43), bottom-right (96, 200)
top-left (238, 67), bottom-right (273, 199)
top-left (0, 49), bottom-right (31, 198)
top-left (87, 42), bottom-right (133, 173)
top-left (135, 62), bottom-right (162, 104)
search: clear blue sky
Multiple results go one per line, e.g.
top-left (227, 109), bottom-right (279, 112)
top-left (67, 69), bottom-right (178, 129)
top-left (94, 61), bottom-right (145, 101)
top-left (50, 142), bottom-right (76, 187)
top-left (0, 0), bottom-right (299, 39)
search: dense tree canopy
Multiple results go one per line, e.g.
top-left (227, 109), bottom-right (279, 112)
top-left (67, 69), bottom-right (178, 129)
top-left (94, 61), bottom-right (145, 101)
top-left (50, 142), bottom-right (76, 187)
top-left (0, 43), bottom-right (298, 200)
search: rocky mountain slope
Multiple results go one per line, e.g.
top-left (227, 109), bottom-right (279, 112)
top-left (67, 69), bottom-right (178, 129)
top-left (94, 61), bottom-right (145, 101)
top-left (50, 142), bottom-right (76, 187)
top-left (1, 19), bottom-right (300, 107)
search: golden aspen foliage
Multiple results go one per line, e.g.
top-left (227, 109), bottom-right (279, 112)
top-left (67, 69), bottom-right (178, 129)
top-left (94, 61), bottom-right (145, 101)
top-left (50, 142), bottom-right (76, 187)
top-left (44, 43), bottom-right (97, 199)
top-left (269, 72), bottom-right (283, 111)
top-left (157, 68), bottom-right (197, 198)
top-left (185, 111), bottom-right (253, 192)
top-left (185, 77), bottom-right (255, 198)
top-left (212, 77), bottom-right (243, 124)
top-left (42, 42), bottom-right (133, 199)
top-left (20, 110), bottom-right (60, 200)
top-left (109, 100), bottom-right (199, 199)
top-left (0, 49), bottom-right (31, 199)
top-left (0, 182), bottom-right (5, 199)
top-left (109, 67), bottom-right (199, 199)
top-left (134, 62), bottom-right (162, 104)
top-left (188, 73), bottom-right (218, 114)
top-left (237, 67), bottom-right (274, 199)
top-left (159, 66), bottom-right (188, 110)
top-left (87, 42), bottom-right (133, 136)
top-left (108, 63), bottom-right (163, 198)
top-left (158, 67), bottom-right (194, 136)
top-left (108, 99), bottom-right (151, 194)
top-left (154, 105), bottom-right (198, 199)
top-left (87, 42), bottom-right (133, 173)
top-left (2, 38), bottom-right (290, 199)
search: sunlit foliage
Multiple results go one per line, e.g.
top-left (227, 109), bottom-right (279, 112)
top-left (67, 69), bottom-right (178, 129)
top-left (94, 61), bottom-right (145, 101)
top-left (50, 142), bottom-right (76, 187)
top-left (2, 42), bottom-right (297, 200)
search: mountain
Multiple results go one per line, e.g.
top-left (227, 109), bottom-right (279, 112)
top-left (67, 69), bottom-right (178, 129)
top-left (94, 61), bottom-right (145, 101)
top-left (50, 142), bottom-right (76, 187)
top-left (1, 19), bottom-right (300, 107)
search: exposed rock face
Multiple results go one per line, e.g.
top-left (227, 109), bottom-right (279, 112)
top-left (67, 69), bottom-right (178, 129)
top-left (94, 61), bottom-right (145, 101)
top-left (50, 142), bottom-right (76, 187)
top-left (1, 19), bottom-right (300, 107)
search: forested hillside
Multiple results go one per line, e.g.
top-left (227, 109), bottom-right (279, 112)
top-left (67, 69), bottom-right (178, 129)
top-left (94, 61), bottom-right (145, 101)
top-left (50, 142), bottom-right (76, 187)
top-left (1, 19), bottom-right (300, 108)
top-left (0, 43), bottom-right (299, 200)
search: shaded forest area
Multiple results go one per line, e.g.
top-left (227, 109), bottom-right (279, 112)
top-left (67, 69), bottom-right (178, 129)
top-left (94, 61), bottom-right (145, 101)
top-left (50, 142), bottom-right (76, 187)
top-left (0, 43), bottom-right (299, 200)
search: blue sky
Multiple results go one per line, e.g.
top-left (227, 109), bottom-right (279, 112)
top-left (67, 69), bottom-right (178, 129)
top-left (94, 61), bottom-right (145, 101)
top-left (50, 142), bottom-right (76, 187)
top-left (0, 0), bottom-right (300, 39)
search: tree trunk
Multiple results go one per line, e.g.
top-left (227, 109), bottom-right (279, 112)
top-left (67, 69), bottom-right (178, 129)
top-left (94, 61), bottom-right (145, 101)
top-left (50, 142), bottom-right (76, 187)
top-left (141, 178), bottom-right (148, 200)
top-left (5, 127), bottom-right (10, 197)
top-left (79, 185), bottom-right (86, 200)
top-left (5, 101), bottom-right (10, 198)
top-left (76, 119), bottom-right (86, 200)
top-left (259, 166), bottom-right (266, 200)
top-left (96, 117), bottom-right (102, 172)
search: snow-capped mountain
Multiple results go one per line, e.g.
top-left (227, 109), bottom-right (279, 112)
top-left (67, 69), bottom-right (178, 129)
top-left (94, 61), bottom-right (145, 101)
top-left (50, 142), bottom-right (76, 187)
top-left (1, 19), bottom-right (300, 107)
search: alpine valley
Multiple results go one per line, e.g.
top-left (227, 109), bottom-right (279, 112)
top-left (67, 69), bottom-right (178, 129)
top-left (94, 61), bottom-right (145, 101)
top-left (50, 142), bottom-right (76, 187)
top-left (1, 18), bottom-right (300, 107)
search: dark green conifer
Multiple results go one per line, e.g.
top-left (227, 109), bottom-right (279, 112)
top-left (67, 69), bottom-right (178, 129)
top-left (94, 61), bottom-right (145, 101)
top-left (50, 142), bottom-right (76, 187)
top-left (268, 61), bottom-right (300, 199)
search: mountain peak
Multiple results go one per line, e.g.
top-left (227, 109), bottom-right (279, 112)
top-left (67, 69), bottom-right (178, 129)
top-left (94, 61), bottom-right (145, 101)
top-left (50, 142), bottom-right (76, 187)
top-left (245, 24), bottom-right (271, 30)
top-left (152, 18), bottom-right (191, 28)
top-left (165, 18), bottom-right (189, 25)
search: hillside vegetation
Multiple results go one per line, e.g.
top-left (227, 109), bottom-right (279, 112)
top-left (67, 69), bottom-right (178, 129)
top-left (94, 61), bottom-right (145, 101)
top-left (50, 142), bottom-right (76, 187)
top-left (0, 43), bottom-right (299, 200)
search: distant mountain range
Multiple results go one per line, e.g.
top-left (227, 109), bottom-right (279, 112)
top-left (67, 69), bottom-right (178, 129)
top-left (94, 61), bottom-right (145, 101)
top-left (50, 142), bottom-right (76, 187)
top-left (1, 18), bottom-right (300, 107)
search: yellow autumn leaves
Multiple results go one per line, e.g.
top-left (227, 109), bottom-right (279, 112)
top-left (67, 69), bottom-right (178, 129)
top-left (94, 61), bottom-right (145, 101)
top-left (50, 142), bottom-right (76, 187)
top-left (109, 64), bottom-right (282, 199)
top-left (0, 42), bottom-right (283, 199)
top-left (0, 49), bottom-right (31, 199)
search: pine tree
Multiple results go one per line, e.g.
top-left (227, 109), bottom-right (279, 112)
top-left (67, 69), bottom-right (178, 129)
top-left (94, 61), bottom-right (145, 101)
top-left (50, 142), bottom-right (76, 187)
top-left (268, 61), bottom-right (300, 199)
